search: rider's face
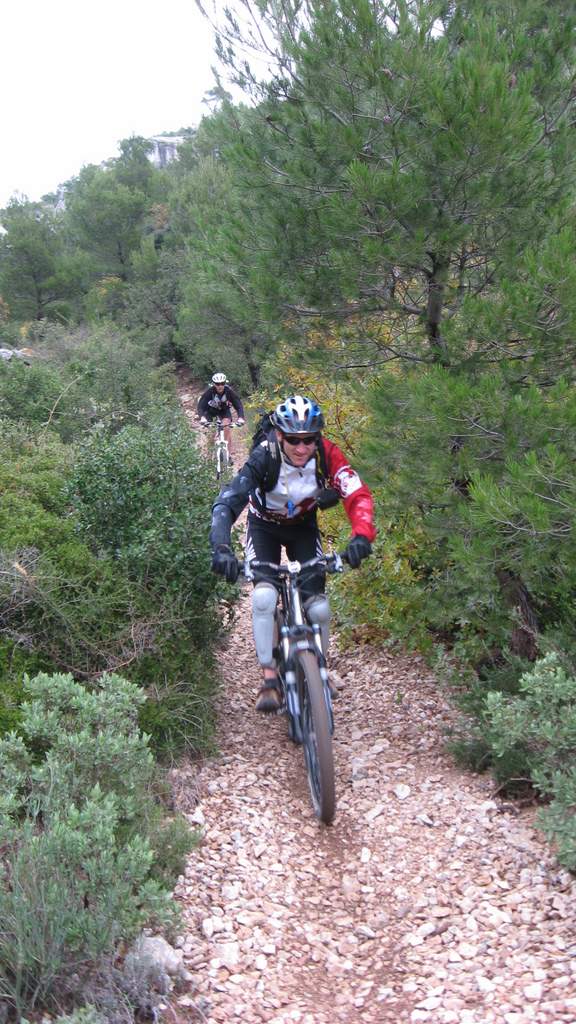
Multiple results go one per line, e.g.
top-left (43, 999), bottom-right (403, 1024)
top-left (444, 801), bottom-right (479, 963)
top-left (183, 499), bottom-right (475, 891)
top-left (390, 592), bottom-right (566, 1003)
top-left (215, 383), bottom-right (225, 392)
top-left (277, 430), bottom-right (317, 467)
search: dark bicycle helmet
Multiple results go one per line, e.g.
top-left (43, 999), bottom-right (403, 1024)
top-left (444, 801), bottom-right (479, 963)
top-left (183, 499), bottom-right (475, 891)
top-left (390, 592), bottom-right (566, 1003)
top-left (211, 372), bottom-right (228, 384)
top-left (271, 395), bottom-right (324, 434)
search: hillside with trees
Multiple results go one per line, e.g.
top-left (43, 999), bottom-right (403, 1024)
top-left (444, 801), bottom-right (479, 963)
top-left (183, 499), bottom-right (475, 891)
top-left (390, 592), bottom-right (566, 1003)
top-left (1, 0), bottom-right (576, 1019)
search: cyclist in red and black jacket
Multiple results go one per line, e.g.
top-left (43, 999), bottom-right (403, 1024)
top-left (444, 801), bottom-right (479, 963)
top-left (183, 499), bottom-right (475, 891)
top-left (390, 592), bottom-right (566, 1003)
top-left (210, 395), bottom-right (376, 712)
top-left (198, 372), bottom-right (245, 462)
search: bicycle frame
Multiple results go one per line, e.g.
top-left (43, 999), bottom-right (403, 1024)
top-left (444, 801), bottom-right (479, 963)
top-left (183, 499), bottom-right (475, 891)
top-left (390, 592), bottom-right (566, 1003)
top-left (215, 421), bottom-right (229, 475)
top-left (204, 419), bottom-right (235, 479)
top-left (282, 568), bottom-right (329, 742)
top-left (248, 556), bottom-right (342, 737)
top-left (244, 554), bottom-right (344, 823)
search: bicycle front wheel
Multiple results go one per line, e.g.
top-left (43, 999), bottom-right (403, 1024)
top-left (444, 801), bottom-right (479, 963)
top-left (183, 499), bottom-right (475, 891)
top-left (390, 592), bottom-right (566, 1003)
top-left (216, 444), bottom-right (229, 479)
top-left (297, 650), bottom-right (335, 824)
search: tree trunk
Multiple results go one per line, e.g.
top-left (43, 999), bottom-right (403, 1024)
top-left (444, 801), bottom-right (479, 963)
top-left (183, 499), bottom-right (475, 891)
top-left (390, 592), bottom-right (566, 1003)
top-left (243, 342), bottom-right (260, 387)
top-left (426, 254), bottom-right (450, 364)
top-left (495, 569), bottom-right (539, 661)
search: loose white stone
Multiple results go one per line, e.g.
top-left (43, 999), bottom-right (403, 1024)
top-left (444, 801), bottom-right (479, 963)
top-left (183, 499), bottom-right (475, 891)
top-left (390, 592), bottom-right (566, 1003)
top-left (458, 942), bottom-right (478, 959)
top-left (394, 783), bottom-right (411, 800)
top-left (364, 804), bottom-right (385, 822)
top-left (477, 975), bottom-right (496, 993)
top-left (416, 996), bottom-right (442, 1010)
top-left (523, 982), bottom-right (543, 1001)
top-left (216, 941), bottom-right (240, 968)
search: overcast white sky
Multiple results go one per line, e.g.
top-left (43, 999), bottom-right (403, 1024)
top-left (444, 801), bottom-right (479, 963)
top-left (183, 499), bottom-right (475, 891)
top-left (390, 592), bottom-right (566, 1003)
top-left (0, 0), bottom-right (230, 207)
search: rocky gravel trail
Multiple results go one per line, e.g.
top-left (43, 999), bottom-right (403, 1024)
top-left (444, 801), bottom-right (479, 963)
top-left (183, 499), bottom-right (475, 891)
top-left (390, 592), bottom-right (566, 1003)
top-left (173, 381), bottom-right (576, 1024)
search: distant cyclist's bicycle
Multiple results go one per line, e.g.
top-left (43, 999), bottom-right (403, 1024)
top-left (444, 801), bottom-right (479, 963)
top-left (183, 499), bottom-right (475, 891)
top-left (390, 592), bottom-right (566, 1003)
top-left (245, 554), bottom-right (344, 825)
top-left (203, 420), bottom-right (238, 480)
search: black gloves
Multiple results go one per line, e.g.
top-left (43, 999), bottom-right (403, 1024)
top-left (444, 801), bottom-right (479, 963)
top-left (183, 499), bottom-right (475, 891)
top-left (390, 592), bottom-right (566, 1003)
top-left (211, 544), bottom-right (239, 583)
top-left (343, 535), bottom-right (372, 569)
top-left (316, 486), bottom-right (341, 511)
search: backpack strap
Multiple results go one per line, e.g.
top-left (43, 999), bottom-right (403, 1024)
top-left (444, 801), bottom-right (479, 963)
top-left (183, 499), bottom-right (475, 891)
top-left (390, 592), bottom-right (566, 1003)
top-left (316, 438), bottom-right (341, 510)
top-left (316, 438), bottom-right (329, 486)
top-left (259, 434), bottom-right (281, 509)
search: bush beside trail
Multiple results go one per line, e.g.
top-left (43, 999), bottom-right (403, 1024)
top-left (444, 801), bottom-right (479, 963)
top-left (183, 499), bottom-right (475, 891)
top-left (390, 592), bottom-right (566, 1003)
top-left (0, 670), bottom-right (193, 1022)
top-left (0, 404), bottom-right (223, 754)
top-left (0, 330), bottom-right (234, 1021)
top-left (0, 323), bottom-right (175, 442)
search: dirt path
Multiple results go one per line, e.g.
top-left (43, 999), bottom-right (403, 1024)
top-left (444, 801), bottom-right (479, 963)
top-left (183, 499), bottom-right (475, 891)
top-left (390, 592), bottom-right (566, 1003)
top-left (173, 377), bottom-right (576, 1024)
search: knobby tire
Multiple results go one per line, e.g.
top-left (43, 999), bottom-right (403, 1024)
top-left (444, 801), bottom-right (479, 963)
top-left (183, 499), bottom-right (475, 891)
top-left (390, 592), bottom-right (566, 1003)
top-left (216, 443), bottom-right (229, 480)
top-left (298, 649), bottom-right (336, 825)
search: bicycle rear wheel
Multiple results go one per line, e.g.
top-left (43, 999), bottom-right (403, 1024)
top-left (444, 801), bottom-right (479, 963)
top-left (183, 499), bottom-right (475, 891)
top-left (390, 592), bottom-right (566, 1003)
top-left (297, 650), bottom-right (335, 824)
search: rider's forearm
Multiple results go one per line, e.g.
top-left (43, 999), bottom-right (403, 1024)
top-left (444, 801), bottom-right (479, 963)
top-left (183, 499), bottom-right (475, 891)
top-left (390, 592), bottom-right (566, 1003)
top-left (210, 503), bottom-right (235, 548)
top-left (228, 388), bottom-right (245, 418)
top-left (344, 492), bottom-right (377, 542)
top-left (210, 450), bottom-right (267, 548)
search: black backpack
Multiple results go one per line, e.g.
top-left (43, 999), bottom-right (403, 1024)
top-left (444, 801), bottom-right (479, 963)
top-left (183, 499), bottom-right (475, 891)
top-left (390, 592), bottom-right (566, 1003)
top-left (250, 411), bottom-right (276, 451)
top-left (250, 411), bottom-right (340, 510)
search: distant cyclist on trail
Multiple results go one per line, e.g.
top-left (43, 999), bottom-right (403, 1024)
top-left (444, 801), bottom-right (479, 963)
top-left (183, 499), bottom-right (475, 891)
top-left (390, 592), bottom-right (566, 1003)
top-left (198, 373), bottom-right (245, 463)
top-left (210, 394), bottom-right (376, 712)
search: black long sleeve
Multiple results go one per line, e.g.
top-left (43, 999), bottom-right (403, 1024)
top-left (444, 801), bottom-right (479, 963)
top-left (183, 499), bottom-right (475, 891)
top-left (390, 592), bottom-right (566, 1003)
top-left (226, 387), bottom-right (245, 418)
top-left (197, 388), bottom-right (212, 417)
top-left (209, 447), bottom-right (268, 548)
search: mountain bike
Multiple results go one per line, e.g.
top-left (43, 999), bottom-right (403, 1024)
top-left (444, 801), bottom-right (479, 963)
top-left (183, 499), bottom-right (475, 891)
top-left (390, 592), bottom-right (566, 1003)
top-left (203, 420), bottom-right (238, 480)
top-left (245, 554), bottom-right (344, 825)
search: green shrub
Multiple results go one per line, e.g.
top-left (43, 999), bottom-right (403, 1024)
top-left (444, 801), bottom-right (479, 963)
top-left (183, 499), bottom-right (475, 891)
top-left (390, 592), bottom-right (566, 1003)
top-left (0, 323), bottom-right (175, 443)
top-left (0, 421), bottom-right (220, 754)
top-left (52, 1010), bottom-right (109, 1024)
top-left (0, 534), bottom-right (153, 691)
top-left (137, 646), bottom-right (217, 757)
top-left (361, 368), bottom-right (576, 693)
top-left (0, 420), bottom-right (73, 511)
top-left (0, 427), bottom-right (135, 706)
top-left (482, 653), bottom-right (576, 868)
top-left (0, 359), bottom-right (69, 432)
top-left (69, 409), bottom-right (213, 578)
top-left (328, 502), bottom-right (434, 652)
top-left (69, 411), bottom-right (225, 752)
top-left (0, 663), bottom-right (27, 735)
top-left (0, 671), bottom-right (193, 1020)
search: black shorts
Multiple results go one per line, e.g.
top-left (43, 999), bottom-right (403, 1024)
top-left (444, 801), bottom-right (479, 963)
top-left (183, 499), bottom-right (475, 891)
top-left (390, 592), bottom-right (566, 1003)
top-left (206, 407), bottom-right (232, 422)
top-left (245, 513), bottom-right (324, 600)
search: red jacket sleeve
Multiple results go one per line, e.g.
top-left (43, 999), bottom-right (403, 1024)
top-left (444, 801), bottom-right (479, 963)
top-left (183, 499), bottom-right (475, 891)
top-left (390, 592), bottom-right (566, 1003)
top-left (322, 438), bottom-right (377, 542)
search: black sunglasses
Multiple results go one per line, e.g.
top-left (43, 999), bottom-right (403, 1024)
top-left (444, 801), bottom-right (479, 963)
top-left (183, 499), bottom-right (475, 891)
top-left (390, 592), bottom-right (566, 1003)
top-left (282, 433), bottom-right (318, 446)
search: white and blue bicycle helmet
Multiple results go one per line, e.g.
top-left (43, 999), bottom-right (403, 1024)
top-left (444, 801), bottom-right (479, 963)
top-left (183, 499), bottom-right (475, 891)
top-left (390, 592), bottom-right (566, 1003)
top-left (272, 395), bottom-right (324, 435)
top-left (211, 372), bottom-right (229, 384)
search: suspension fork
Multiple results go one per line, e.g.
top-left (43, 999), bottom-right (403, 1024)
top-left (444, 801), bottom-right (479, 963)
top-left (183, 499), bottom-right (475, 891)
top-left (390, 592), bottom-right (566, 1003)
top-left (310, 622), bottom-right (334, 730)
top-left (278, 584), bottom-right (298, 715)
top-left (295, 579), bottom-right (333, 718)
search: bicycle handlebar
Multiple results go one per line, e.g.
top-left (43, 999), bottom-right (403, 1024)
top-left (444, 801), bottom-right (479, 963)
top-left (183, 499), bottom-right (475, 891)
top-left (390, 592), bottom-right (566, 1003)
top-left (241, 553), bottom-right (346, 579)
top-left (201, 421), bottom-right (241, 429)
